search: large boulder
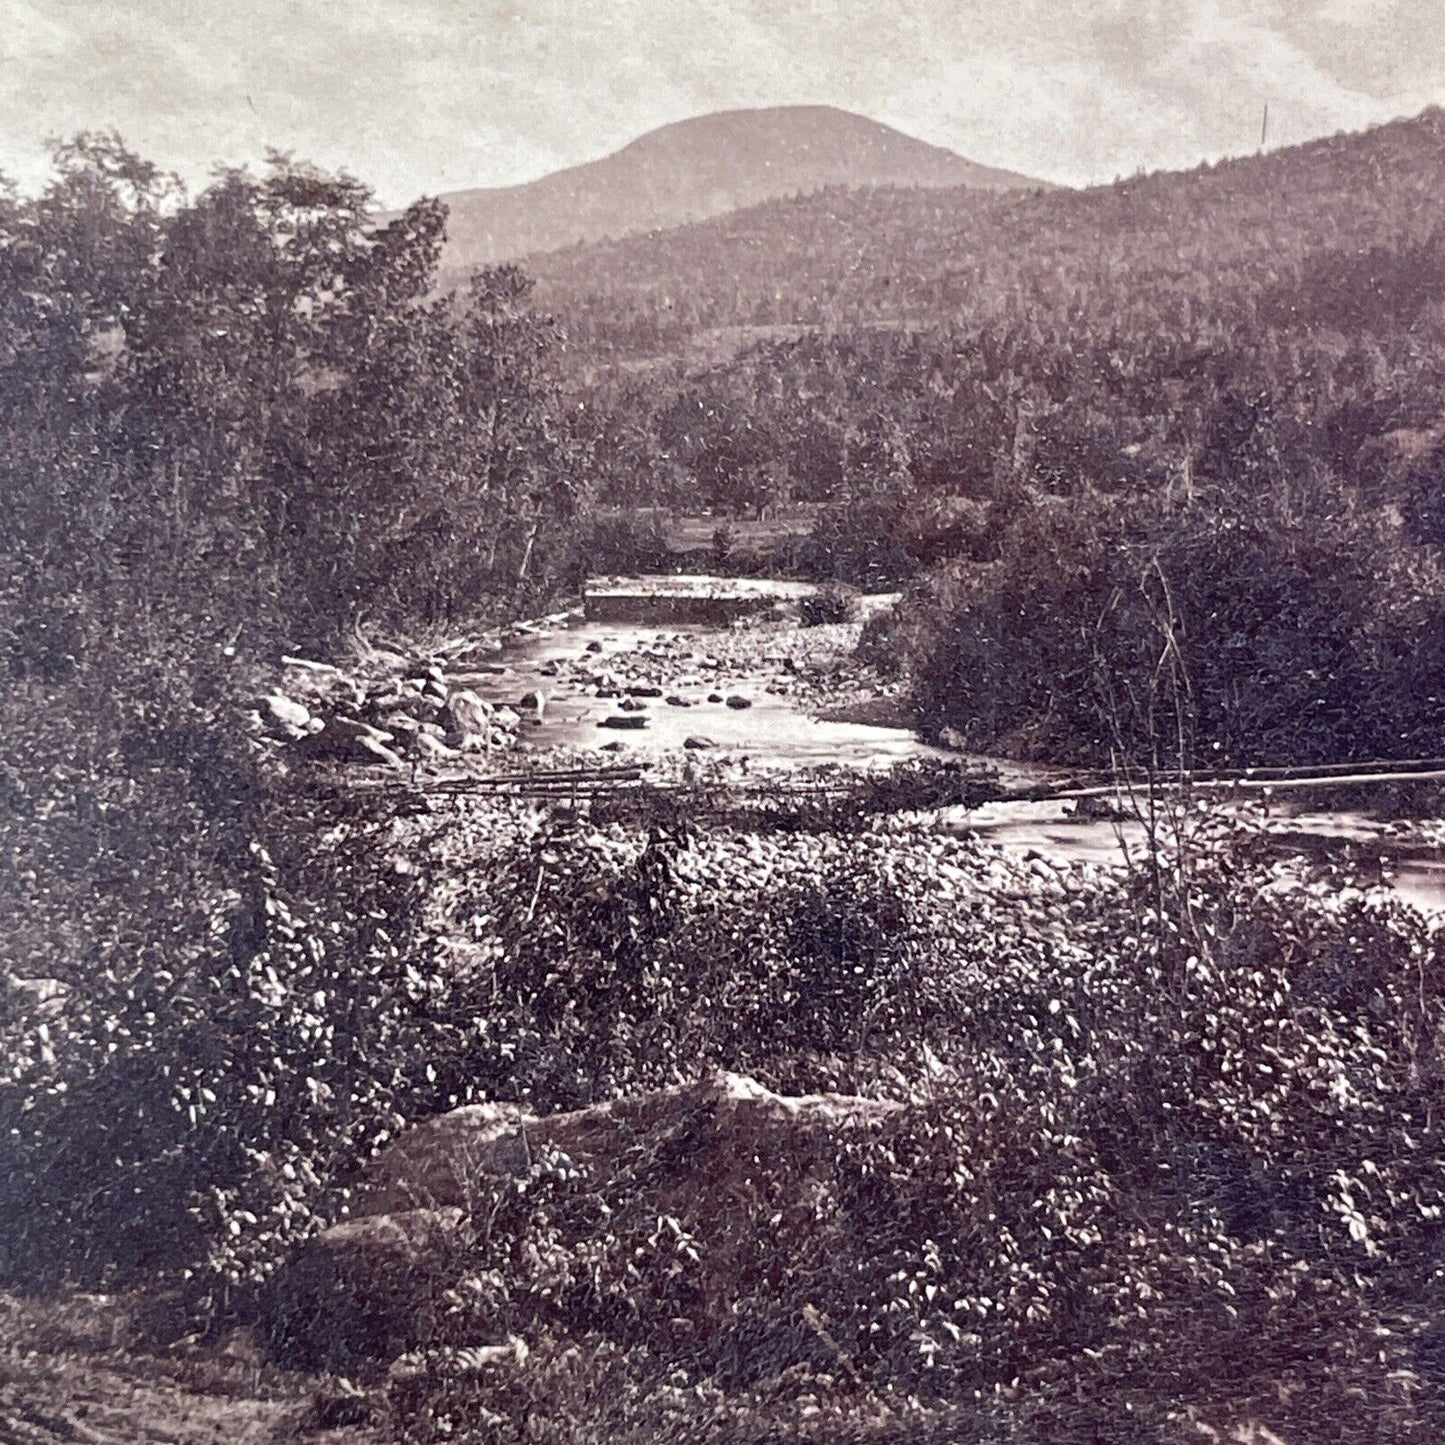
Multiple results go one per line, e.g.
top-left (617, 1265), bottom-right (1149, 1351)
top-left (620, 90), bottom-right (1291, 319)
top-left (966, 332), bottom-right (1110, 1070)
top-left (259, 693), bottom-right (311, 735)
top-left (296, 716), bottom-right (405, 768)
top-left (267, 1074), bottom-right (901, 1370)
top-left (442, 689), bottom-right (492, 748)
top-left (356, 1072), bottom-right (899, 1219)
top-left (411, 730), bottom-right (457, 763)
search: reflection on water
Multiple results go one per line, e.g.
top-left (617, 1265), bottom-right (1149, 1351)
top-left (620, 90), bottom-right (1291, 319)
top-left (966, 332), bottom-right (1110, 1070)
top-left (463, 607), bottom-right (1445, 914)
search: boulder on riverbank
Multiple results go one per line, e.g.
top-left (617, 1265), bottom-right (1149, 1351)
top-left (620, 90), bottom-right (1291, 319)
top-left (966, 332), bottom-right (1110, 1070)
top-left (295, 716), bottom-right (405, 768)
top-left (259, 693), bottom-right (312, 736)
top-left (442, 689), bottom-right (492, 748)
top-left (255, 641), bottom-right (535, 769)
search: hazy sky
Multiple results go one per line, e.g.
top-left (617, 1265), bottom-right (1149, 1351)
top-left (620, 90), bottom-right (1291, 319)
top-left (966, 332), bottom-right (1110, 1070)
top-left (3, 1), bottom-right (1442, 206)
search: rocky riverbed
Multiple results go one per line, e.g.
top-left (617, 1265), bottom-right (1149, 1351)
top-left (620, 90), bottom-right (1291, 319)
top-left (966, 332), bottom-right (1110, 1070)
top-left (253, 585), bottom-right (929, 775)
top-left (245, 583), bottom-right (1445, 912)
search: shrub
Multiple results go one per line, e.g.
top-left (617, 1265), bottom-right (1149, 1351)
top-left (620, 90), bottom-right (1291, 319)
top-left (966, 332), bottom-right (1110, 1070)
top-left (900, 477), bottom-right (1445, 766)
top-left (586, 513), bottom-right (674, 575)
top-left (299, 804), bottom-right (1445, 1439)
top-left (0, 728), bottom-right (476, 1306)
top-left (709, 523), bottom-right (736, 573)
top-left (1403, 436), bottom-right (1445, 544)
top-left (798, 583), bottom-right (859, 627)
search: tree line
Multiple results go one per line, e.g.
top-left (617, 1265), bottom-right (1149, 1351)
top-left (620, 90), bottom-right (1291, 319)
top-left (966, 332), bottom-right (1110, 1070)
top-left (546, 110), bottom-right (1445, 766)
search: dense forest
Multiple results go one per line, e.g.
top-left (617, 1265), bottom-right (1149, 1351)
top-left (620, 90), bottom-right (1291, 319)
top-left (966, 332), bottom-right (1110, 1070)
top-left (0, 137), bottom-right (598, 667)
top-left (547, 108), bottom-right (1445, 766)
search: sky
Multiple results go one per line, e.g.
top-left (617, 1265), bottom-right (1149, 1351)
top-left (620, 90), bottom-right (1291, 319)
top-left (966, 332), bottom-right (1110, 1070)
top-left (2, 0), bottom-right (1442, 206)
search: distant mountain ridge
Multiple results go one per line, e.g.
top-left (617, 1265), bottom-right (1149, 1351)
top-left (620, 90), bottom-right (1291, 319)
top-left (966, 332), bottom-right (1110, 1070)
top-left (433, 105), bottom-right (1044, 272)
top-left (521, 106), bottom-right (1445, 362)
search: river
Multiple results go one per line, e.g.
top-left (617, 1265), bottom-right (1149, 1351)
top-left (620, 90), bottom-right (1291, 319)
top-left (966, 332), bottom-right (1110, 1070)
top-left (454, 592), bottom-right (1445, 915)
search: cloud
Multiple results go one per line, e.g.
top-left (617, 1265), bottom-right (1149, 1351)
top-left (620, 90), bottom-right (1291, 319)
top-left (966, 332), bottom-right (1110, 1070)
top-left (0, 0), bottom-right (1439, 202)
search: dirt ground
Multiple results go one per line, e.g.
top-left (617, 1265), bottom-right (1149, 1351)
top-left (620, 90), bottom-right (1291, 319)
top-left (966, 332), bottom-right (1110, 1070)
top-left (0, 1293), bottom-right (380, 1445)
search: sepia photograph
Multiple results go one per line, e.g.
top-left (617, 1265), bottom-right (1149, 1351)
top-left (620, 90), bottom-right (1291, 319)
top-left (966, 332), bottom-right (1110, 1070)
top-left (2, 2), bottom-right (1445, 1440)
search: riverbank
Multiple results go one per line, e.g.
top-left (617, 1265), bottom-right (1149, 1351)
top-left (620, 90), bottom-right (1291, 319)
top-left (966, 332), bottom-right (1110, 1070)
top-left (266, 584), bottom-right (1445, 912)
top-left (9, 593), bottom-right (1445, 1445)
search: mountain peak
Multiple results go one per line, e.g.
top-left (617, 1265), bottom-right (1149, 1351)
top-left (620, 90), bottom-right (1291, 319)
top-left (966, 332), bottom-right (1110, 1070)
top-left (435, 106), bottom-right (1043, 269)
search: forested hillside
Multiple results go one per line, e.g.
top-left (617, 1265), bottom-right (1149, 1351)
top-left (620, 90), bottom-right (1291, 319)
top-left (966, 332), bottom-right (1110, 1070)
top-left (549, 109), bottom-right (1445, 768)
top-left (534, 107), bottom-right (1445, 355)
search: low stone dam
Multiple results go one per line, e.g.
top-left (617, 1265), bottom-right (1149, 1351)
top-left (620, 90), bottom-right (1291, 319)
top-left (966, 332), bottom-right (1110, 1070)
top-left (582, 574), bottom-right (821, 625)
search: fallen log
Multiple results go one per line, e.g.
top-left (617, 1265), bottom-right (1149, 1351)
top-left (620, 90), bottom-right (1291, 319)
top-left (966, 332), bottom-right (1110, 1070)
top-left (1045, 766), bottom-right (1445, 802)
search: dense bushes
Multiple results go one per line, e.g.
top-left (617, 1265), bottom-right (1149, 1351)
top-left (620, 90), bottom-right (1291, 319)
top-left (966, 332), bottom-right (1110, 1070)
top-left (0, 790), bottom-right (939, 1295)
top-left (437, 813), bottom-right (954, 1109)
top-left (8, 743), bottom-right (1445, 1436)
top-left (0, 761), bottom-right (460, 1300)
top-left (897, 470), bottom-right (1445, 766)
top-left (0, 139), bottom-right (594, 664)
top-left (1404, 433), bottom-right (1445, 545)
top-left (468, 815), bottom-right (1445, 1439)
top-left (283, 805), bottom-right (1445, 1440)
top-left (0, 136), bottom-right (603, 1306)
top-left (584, 513), bottom-right (676, 575)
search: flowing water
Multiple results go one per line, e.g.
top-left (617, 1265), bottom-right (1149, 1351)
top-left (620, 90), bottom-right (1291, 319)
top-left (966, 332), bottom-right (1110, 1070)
top-left (457, 588), bottom-right (1445, 914)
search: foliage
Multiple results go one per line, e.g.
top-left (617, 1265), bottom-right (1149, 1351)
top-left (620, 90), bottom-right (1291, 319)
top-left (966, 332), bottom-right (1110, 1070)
top-left (318, 807), bottom-right (1445, 1439)
top-left (797, 583), bottom-right (858, 627)
top-left (1403, 432), bottom-right (1445, 545)
top-left (0, 139), bottom-right (590, 664)
top-left (901, 473), bottom-right (1445, 766)
top-left (7, 116), bottom-right (1445, 1445)
top-left (0, 137), bottom-right (592, 1306)
top-left (0, 773), bottom-right (467, 1303)
top-left (531, 110), bottom-right (1445, 762)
